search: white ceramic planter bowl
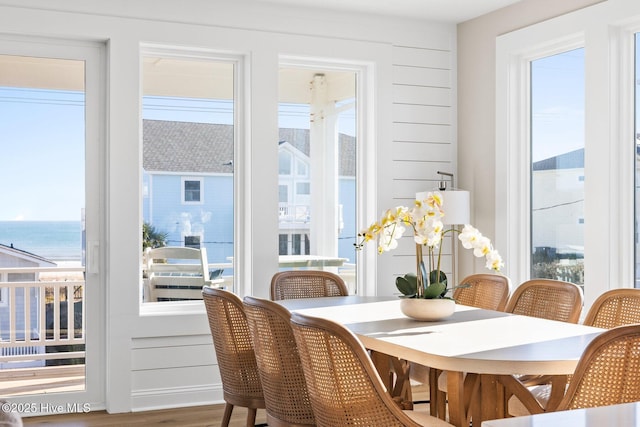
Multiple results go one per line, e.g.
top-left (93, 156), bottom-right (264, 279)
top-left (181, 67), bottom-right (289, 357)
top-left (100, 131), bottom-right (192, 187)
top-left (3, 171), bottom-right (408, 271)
top-left (400, 298), bottom-right (456, 321)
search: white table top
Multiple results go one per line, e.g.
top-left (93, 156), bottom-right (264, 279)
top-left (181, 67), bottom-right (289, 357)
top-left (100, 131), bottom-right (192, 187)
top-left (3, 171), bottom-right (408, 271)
top-left (481, 401), bottom-right (640, 426)
top-left (279, 296), bottom-right (604, 376)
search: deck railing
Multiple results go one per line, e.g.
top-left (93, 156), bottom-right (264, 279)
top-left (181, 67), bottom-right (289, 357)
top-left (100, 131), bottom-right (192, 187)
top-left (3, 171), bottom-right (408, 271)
top-left (0, 266), bottom-right (85, 367)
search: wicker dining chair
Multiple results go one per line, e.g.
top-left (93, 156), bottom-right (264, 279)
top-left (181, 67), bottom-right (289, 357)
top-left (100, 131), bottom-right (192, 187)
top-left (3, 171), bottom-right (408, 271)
top-left (453, 273), bottom-right (511, 311)
top-left (505, 278), bottom-right (583, 323)
top-left (583, 288), bottom-right (640, 329)
top-left (555, 323), bottom-right (640, 410)
top-left (243, 296), bottom-right (316, 427)
top-left (289, 312), bottom-right (453, 427)
top-left (498, 279), bottom-right (583, 417)
top-left (507, 288), bottom-right (640, 417)
top-left (502, 324), bottom-right (640, 416)
top-left (202, 287), bottom-right (265, 427)
top-left (426, 273), bottom-right (512, 419)
top-left (270, 270), bottom-right (348, 301)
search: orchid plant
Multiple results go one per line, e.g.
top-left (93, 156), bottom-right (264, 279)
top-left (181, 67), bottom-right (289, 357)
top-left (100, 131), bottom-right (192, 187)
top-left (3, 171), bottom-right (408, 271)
top-left (355, 191), bottom-right (504, 299)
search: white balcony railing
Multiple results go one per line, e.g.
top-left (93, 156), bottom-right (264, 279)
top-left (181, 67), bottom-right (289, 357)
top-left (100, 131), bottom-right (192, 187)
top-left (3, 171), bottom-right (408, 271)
top-left (278, 204), bottom-right (310, 223)
top-left (0, 266), bottom-right (85, 367)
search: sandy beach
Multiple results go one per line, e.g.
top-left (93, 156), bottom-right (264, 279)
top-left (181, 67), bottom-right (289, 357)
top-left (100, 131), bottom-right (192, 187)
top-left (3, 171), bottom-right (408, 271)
top-left (38, 260), bottom-right (84, 282)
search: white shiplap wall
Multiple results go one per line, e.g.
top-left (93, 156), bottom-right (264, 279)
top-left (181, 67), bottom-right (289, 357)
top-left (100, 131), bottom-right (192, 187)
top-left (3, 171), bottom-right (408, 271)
top-left (379, 40), bottom-right (456, 287)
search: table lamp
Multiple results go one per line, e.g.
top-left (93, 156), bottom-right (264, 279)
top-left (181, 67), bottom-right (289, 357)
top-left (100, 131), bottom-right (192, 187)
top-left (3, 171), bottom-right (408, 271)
top-left (416, 171), bottom-right (470, 287)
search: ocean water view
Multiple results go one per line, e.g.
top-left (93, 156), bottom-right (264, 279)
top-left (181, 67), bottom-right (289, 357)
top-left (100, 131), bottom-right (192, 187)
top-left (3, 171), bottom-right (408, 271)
top-left (0, 221), bottom-right (83, 261)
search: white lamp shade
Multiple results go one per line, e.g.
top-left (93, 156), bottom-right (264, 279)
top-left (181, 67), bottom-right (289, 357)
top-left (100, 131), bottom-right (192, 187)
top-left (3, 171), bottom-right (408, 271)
top-left (416, 190), bottom-right (470, 225)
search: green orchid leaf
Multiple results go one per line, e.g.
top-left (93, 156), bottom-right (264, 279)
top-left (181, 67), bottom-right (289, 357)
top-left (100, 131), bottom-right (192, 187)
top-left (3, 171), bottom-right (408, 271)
top-left (403, 272), bottom-right (418, 287)
top-left (428, 270), bottom-right (447, 287)
top-left (396, 275), bottom-right (416, 296)
top-left (423, 281), bottom-right (447, 298)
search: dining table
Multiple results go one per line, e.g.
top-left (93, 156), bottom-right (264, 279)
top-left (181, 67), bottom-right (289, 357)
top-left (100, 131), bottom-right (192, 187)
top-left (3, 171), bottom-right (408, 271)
top-left (277, 296), bottom-right (605, 427)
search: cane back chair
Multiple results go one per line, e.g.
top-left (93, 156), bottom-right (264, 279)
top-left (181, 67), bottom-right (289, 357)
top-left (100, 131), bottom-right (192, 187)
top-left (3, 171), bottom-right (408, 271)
top-left (290, 312), bottom-right (453, 427)
top-left (202, 287), bottom-right (265, 427)
top-left (270, 270), bottom-right (348, 301)
top-left (243, 296), bottom-right (315, 427)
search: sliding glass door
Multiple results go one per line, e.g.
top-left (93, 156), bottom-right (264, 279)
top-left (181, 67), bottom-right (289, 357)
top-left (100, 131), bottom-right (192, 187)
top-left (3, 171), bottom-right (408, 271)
top-left (0, 38), bottom-right (104, 405)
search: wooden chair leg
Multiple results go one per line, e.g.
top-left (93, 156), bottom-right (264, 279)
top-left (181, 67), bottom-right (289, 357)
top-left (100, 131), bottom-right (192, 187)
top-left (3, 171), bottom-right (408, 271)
top-left (221, 402), bottom-right (233, 427)
top-left (246, 407), bottom-right (257, 427)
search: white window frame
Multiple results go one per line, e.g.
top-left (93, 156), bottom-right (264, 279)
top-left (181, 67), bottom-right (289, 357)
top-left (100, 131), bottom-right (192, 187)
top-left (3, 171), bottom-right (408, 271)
top-left (495, 0), bottom-right (640, 308)
top-left (496, 33), bottom-right (585, 290)
top-left (139, 45), bottom-right (244, 314)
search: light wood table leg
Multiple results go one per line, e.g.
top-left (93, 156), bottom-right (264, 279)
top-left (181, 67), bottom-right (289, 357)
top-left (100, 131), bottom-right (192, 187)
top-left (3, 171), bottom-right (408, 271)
top-left (446, 370), bottom-right (466, 427)
top-left (472, 374), bottom-right (502, 426)
top-left (369, 350), bottom-right (413, 409)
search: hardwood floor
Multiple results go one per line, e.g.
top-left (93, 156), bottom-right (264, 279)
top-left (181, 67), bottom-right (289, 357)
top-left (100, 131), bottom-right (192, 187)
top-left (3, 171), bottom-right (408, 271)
top-left (21, 385), bottom-right (431, 426)
top-left (23, 404), bottom-right (268, 426)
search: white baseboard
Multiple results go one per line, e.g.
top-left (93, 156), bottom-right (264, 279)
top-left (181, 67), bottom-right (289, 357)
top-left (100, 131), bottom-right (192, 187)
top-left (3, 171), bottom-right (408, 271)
top-left (131, 384), bottom-right (224, 412)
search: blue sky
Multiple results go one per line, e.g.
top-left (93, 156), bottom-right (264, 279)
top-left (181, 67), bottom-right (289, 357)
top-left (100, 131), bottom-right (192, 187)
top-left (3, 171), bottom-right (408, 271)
top-left (0, 88), bottom-right (354, 221)
top-left (0, 87), bottom-right (85, 221)
top-left (531, 47), bottom-right (585, 163)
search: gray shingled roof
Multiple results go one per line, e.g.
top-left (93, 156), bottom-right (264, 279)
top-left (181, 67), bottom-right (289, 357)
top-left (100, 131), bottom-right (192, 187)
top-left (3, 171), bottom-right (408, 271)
top-left (143, 120), bottom-right (234, 173)
top-left (143, 119), bottom-right (356, 176)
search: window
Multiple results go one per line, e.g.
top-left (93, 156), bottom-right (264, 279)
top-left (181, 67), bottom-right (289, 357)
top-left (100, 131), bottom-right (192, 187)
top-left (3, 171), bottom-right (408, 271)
top-left (296, 182), bottom-right (310, 195)
top-left (296, 159), bottom-right (308, 176)
top-left (183, 178), bottom-right (202, 203)
top-left (279, 185), bottom-right (288, 203)
top-left (496, 2), bottom-right (640, 305)
top-left (278, 65), bottom-right (357, 277)
top-left (279, 234), bottom-right (288, 255)
top-left (292, 234), bottom-right (301, 255)
top-left (279, 151), bottom-right (292, 175)
top-left (184, 235), bottom-right (201, 249)
top-left (141, 47), bottom-right (238, 302)
top-left (278, 233), bottom-right (310, 255)
top-left (530, 48), bottom-right (585, 287)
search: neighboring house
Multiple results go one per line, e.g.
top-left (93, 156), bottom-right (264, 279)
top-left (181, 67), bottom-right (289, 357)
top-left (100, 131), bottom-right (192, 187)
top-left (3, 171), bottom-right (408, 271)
top-left (143, 120), bottom-right (234, 267)
top-left (531, 148), bottom-right (585, 258)
top-left (0, 243), bottom-right (54, 367)
top-left (277, 127), bottom-right (357, 260)
top-left (142, 119), bottom-right (357, 267)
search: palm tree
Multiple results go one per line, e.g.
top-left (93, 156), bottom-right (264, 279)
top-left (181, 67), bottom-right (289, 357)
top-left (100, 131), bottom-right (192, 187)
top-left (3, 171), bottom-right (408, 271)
top-left (142, 222), bottom-right (168, 251)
